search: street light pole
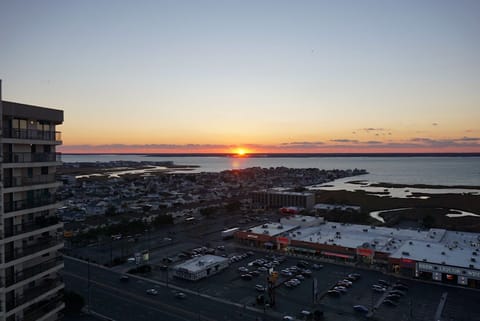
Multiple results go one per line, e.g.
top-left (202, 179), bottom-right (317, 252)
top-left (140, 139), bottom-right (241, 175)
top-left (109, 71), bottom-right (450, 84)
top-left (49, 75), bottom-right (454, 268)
top-left (87, 258), bottom-right (91, 313)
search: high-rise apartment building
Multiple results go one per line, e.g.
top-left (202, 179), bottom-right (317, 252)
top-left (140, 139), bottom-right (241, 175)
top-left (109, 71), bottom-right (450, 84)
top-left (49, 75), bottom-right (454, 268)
top-left (0, 80), bottom-right (64, 321)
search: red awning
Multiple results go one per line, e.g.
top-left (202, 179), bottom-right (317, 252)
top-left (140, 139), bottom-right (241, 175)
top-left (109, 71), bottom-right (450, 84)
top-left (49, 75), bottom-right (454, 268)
top-left (322, 251), bottom-right (353, 259)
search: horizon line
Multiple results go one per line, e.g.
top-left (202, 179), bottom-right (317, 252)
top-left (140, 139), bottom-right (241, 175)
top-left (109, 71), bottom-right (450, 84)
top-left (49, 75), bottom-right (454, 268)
top-left (62, 152), bottom-right (480, 157)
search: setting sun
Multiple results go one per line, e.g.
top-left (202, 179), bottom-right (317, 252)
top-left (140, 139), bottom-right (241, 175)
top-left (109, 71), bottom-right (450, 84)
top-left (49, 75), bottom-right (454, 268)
top-left (234, 148), bottom-right (248, 156)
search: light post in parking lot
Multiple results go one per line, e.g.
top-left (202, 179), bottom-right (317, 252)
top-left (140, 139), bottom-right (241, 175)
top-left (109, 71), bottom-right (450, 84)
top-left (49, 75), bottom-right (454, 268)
top-left (87, 258), bottom-right (91, 313)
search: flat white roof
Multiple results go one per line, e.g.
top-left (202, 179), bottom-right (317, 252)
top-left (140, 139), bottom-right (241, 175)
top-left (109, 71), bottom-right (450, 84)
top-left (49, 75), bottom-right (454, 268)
top-left (248, 222), bottom-right (297, 237)
top-left (174, 255), bottom-right (228, 273)
top-left (390, 230), bottom-right (480, 269)
top-left (246, 215), bottom-right (480, 271)
top-left (286, 222), bottom-right (441, 253)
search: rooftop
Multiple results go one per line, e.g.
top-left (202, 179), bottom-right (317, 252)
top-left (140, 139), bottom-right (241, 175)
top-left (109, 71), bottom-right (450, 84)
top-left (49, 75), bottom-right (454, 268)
top-left (248, 222), bottom-right (297, 237)
top-left (246, 215), bottom-right (480, 271)
top-left (390, 230), bottom-right (480, 270)
top-left (173, 255), bottom-right (228, 273)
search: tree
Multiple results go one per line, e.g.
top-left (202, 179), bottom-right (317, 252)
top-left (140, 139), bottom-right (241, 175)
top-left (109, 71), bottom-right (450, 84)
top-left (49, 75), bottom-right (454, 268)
top-left (200, 207), bottom-right (217, 217)
top-left (105, 205), bottom-right (116, 217)
top-left (225, 200), bottom-right (241, 212)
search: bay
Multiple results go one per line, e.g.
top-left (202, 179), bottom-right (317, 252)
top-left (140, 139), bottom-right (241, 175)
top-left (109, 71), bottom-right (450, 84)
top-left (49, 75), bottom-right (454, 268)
top-left (62, 154), bottom-right (480, 187)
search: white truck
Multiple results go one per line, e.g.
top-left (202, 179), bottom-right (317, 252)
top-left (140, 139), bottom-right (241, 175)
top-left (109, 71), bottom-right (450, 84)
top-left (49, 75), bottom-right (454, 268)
top-left (221, 227), bottom-right (239, 239)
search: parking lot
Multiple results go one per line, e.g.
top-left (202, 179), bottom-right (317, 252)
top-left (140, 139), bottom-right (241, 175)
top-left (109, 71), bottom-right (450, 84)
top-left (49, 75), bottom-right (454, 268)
top-left (73, 212), bottom-right (480, 321)
top-left (128, 238), bottom-right (479, 321)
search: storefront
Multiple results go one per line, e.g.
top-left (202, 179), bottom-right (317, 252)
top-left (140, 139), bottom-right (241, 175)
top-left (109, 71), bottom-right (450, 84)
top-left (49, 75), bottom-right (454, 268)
top-left (416, 262), bottom-right (480, 288)
top-left (321, 251), bottom-right (355, 263)
top-left (356, 247), bottom-right (374, 264)
top-left (390, 257), bottom-right (416, 277)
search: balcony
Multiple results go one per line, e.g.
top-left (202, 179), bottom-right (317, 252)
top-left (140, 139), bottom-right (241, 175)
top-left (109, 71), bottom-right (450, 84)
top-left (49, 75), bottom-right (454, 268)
top-left (5, 256), bottom-right (63, 287)
top-left (6, 278), bottom-right (63, 311)
top-left (4, 195), bottom-right (56, 213)
top-left (22, 294), bottom-right (64, 321)
top-left (3, 128), bottom-right (61, 142)
top-left (5, 237), bottom-right (63, 263)
top-left (3, 174), bottom-right (57, 188)
top-left (4, 216), bottom-right (60, 238)
top-left (2, 152), bottom-right (61, 164)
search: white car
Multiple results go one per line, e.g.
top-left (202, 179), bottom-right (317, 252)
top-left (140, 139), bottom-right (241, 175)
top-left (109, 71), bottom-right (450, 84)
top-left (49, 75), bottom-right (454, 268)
top-left (174, 292), bottom-right (186, 299)
top-left (146, 288), bottom-right (158, 295)
top-left (255, 284), bottom-right (265, 292)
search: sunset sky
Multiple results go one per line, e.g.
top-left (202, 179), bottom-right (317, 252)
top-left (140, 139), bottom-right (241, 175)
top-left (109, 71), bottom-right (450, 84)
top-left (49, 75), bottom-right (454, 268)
top-left (1, 0), bottom-right (479, 153)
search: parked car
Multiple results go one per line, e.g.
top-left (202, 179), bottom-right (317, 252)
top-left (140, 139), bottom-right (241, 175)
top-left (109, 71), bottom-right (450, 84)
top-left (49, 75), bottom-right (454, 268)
top-left (241, 274), bottom-right (253, 280)
top-left (327, 290), bottom-right (341, 297)
top-left (250, 270), bottom-right (260, 277)
top-left (393, 284), bottom-right (409, 291)
top-left (301, 269), bottom-right (312, 277)
top-left (378, 279), bottom-right (390, 287)
top-left (386, 294), bottom-right (401, 301)
top-left (389, 289), bottom-right (406, 296)
top-left (312, 264), bottom-right (323, 270)
top-left (372, 285), bottom-right (386, 292)
top-left (383, 299), bottom-right (398, 307)
top-left (297, 261), bottom-right (309, 268)
top-left (255, 284), bottom-right (265, 292)
top-left (333, 286), bottom-right (347, 293)
top-left (353, 305), bottom-right (369, 313)
top-left (174, 292), bottom-right (187, 299)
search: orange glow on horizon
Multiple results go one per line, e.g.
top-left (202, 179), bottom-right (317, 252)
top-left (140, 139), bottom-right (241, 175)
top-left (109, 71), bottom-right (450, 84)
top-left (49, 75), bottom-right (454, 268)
top-left (233, 147), bottom-right (249, 157)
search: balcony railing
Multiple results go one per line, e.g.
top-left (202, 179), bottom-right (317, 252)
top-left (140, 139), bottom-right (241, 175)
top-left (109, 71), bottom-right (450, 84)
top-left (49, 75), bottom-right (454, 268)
top-left (2, 152), bottom-right (61, 164)
top-left (5, 256), bottom-right (63, 287)
top-left (4, 237), bottom-right (62, 263)
top-left (6, 278), bottom-right (63, 311)
top-left (22, 294), bottom-right (64, 321)
top-left (3, 128), bottom-right (61, 141)
top-left (3, 174), bottom-right (57, 188)
top-left (4, 195), bottom-right (56, 213)
top-left (4, 216), bottom-right (60, 238)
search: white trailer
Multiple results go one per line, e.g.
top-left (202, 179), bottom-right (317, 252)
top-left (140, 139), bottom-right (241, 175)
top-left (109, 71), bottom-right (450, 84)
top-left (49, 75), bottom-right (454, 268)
top-left (221, 227), bottom-right (239, 239)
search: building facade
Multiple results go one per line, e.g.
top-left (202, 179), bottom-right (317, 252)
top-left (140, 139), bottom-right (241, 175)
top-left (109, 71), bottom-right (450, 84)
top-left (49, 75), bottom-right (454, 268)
top-left (172, 255), bottom-right (229, 281)
top-left (234, 216), bottom-right (480, 289)
top-left (0, 80), bottom-right (64, 321)
top-left (251, 190), bottom-right (315, 210)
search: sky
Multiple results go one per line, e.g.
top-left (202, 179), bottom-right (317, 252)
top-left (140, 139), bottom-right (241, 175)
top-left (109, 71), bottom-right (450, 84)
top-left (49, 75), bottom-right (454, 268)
top-left (1, 0), bottom-right (480, 154)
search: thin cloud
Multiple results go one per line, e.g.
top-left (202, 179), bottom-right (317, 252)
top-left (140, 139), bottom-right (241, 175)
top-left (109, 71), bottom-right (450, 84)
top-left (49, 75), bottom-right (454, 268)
top-left (360, 128), bottom-right (386, 132)
top-left (331, 139), bottom-right (359, 143)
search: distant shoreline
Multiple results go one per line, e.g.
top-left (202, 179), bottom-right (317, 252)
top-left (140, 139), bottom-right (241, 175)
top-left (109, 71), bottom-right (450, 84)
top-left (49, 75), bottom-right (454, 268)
top-left (61, 152), bottom-right (480, 157)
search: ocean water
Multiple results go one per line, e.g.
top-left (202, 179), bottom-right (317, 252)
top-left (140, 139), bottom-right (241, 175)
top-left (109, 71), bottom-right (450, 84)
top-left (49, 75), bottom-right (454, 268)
top-left (62, 154), bottom-right (480, 187)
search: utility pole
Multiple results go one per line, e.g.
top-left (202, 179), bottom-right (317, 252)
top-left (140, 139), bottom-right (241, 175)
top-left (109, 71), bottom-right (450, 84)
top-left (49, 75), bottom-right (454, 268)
top-left (110, 237), bottom-right (113, 266)
top-left (87, 258), bottom-right (91, 313)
